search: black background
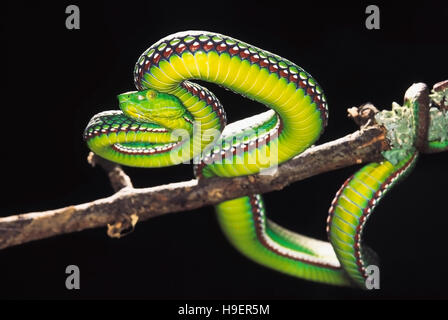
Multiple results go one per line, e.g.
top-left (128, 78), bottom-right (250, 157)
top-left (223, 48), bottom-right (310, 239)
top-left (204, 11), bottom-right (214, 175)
top-left (2, 1), bottom-right (448, 299)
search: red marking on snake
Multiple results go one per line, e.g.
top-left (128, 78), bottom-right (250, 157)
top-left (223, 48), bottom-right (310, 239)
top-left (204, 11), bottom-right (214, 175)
top-left (153, 53), bottom-right (161, 64)
top-left (206, 96), bottom-right (213, 105)
top-left (203, 41), bottom-right (214, 51)
top-left (144, 60), bottom-right (151, 71)
top-left (229, 46), bottom-right (239, 55)
top-left (279, 69), bottom-right (289, 78)
top-left (269, 64), bottom-right (279, 73)
top-left (250, 54), bottom-right (260, 63)
top-left (176, 43), bottom-right (187, 54)
top-left (189, 41), bottom-right (200, 52)
top-left (260, 59), bottom-right (269, 68)
top-left (240, 49), bottom-right (250, 59)
top-left (163, 47), bottom-right (173, 58)
top-left (216, 43), bottom-right (227, 53)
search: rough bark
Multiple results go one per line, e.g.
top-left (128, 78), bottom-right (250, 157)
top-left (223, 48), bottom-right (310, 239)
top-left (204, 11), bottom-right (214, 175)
top-left (0, 125), bottom-right (386, 250)
top-left (1, 78), bottom-right (446, 250)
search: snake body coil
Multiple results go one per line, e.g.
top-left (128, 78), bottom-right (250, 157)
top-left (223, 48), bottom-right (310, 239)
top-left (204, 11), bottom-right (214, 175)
top-left (85, 31), bottom-right (434, 288)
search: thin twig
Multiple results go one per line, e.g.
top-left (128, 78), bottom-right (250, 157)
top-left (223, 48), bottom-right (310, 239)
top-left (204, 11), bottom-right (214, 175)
top-left (87, 152), bottom-right (133, 191)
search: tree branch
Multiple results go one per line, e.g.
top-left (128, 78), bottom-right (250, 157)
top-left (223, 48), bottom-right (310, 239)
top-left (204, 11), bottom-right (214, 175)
top-left (0, 78), bottom-right (446, 250)
top-left (0, 124), bottom-right (386, 250)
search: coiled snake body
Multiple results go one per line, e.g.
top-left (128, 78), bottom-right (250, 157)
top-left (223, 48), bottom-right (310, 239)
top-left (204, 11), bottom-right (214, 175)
top-left (85, 31), bottom-right (444, 288)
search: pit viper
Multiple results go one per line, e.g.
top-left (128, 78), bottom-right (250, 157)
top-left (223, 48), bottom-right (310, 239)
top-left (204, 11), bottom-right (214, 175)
top-left (84, 31), bottom-right (447, 288)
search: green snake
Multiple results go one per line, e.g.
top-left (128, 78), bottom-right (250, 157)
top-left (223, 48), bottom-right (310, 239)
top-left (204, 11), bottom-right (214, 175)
top-left (84, 31), bottom-right (448, 288)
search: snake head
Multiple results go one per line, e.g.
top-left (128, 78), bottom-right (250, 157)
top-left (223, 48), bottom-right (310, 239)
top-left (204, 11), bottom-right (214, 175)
top-left (118, 89), bottom-right (191, 132)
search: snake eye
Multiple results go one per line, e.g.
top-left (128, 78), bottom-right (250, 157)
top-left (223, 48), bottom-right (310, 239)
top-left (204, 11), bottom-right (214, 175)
top-left (146, 90), bottom-right (157, 99)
